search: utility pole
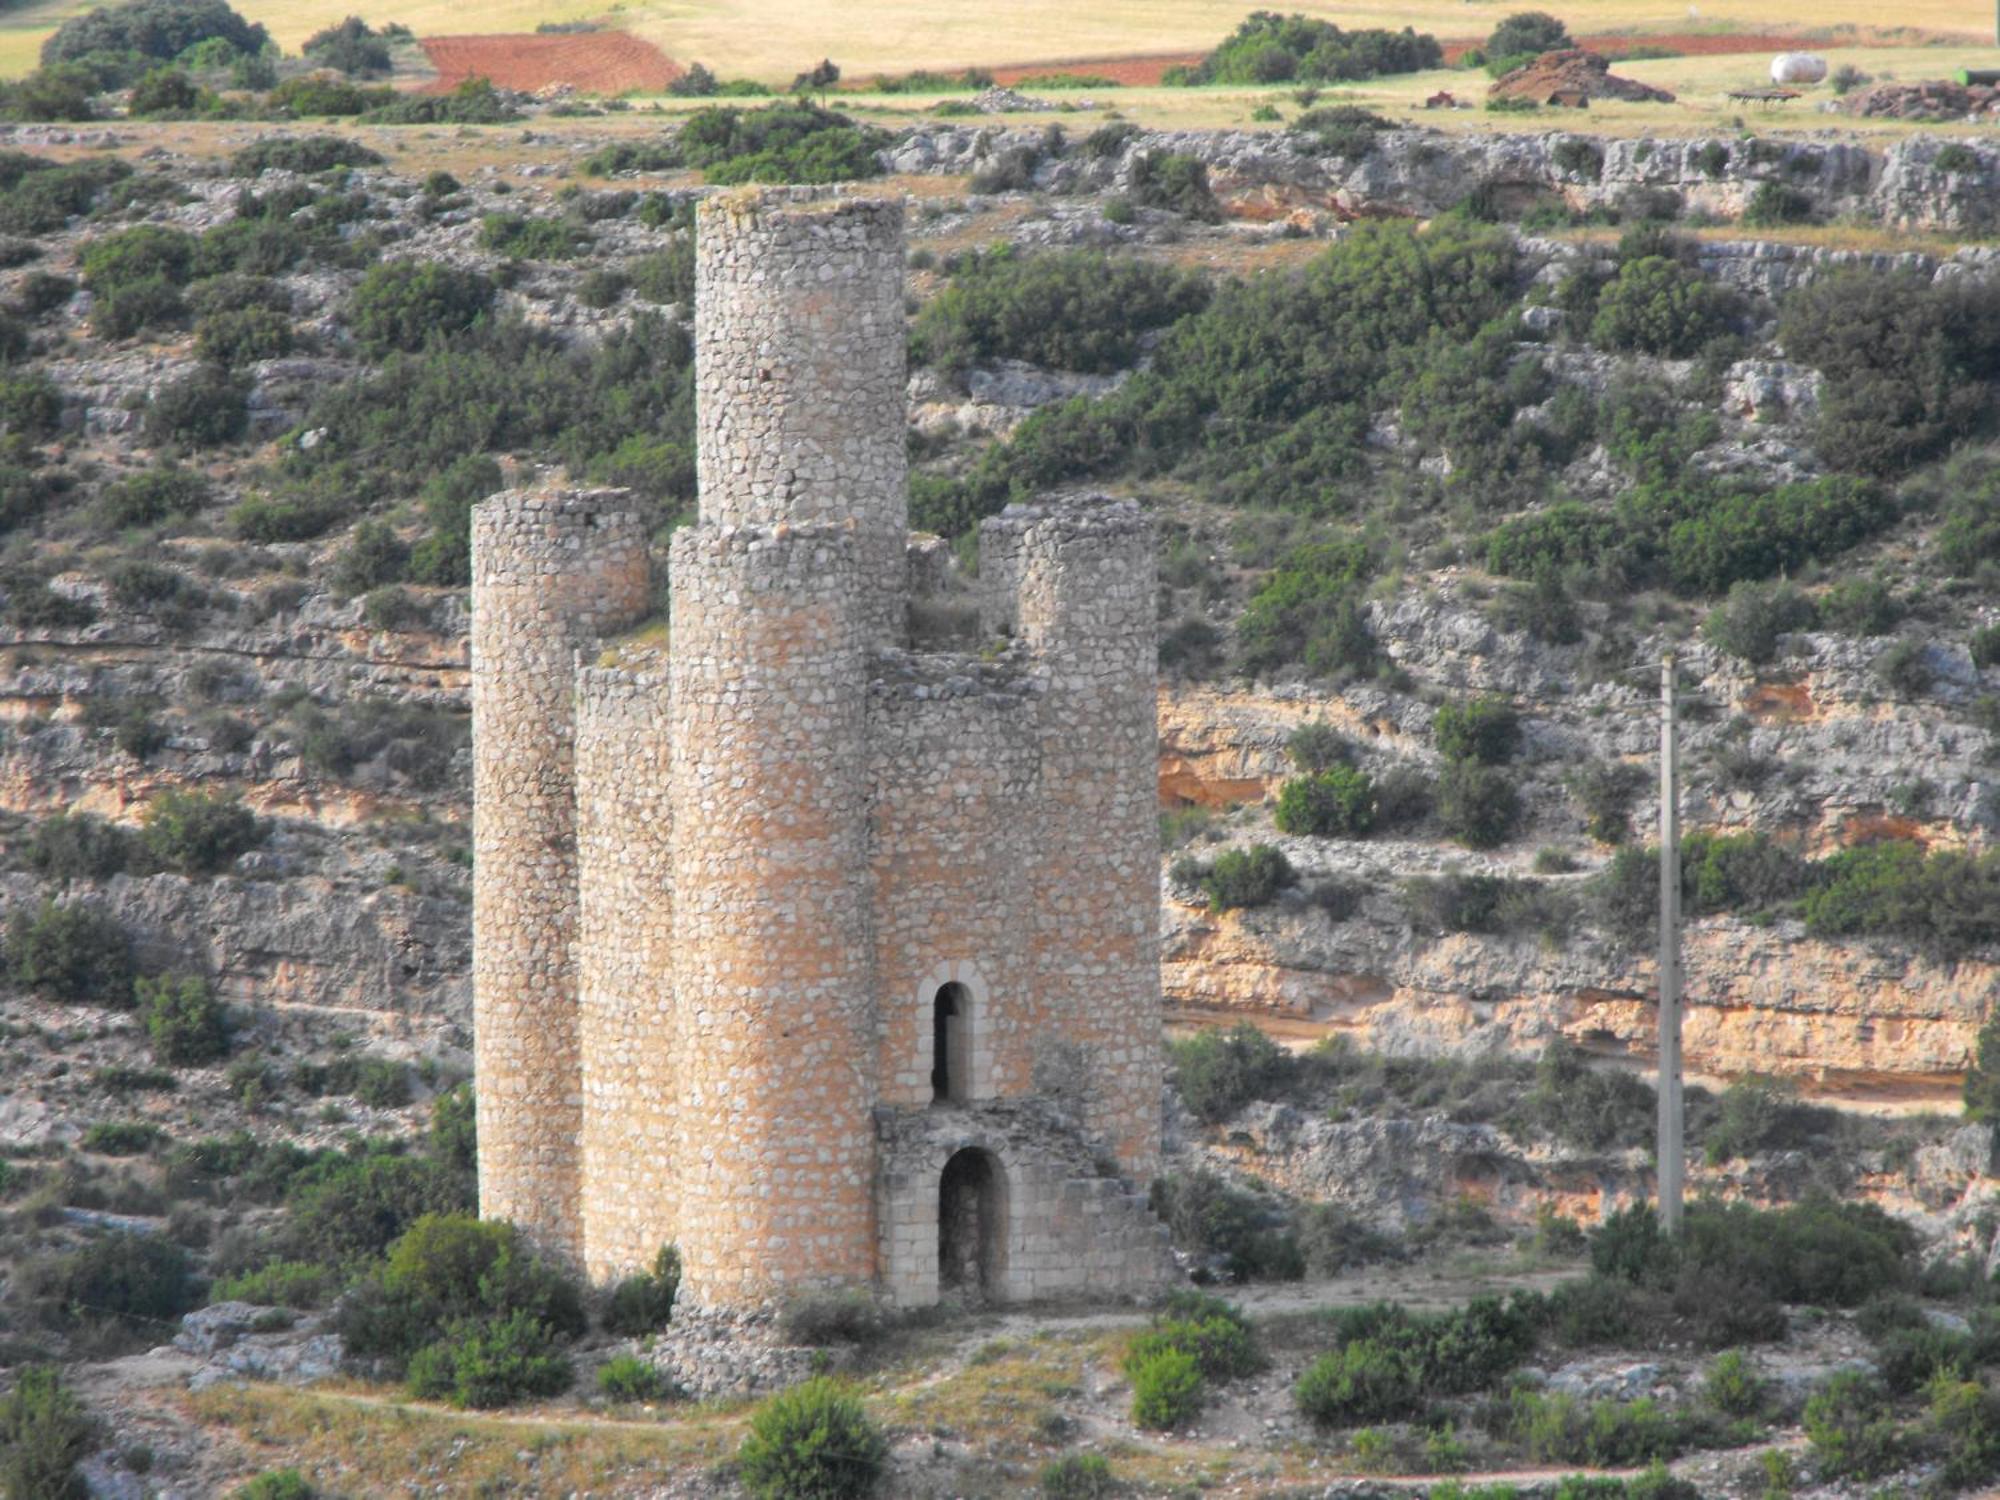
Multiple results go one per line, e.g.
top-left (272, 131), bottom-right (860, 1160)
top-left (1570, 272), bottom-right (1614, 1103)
top-left (1657, 654), bottom-right (1685, 1234)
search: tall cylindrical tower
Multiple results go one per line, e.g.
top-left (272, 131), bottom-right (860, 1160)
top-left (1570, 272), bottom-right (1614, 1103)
top-left (574, 661), bottom-right (676, 1282)
top-left (470, 488), bottom-right (650, 1260)
top-left (1006, 499), bottom-right (1163, 1176)
top-left (694, 188), bottom-right (908, 647)
top-left (666, 519), bottom-right (877, 1306)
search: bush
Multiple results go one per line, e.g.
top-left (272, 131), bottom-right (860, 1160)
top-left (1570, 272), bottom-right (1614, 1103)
top-left (407, 1309), bottom-right (574, 1409)
top-left (1178, 13), bottom-right (1441, 85)
top-left (1129, 152), bottom-right (1222, 222)
top-left (1487, 11), bottom-right (1570, 58)
top-left (1285, 720), bottom-right (1351, 773)
top-left (1507, 1390), bottom-right (1682, 1467)
top-left (98, 464), bottom-right (208, 527)
top-left (1169, 1023), bottom-right (1287, 1123)
top-left (347, 261), bottom-right (493, 357)
top-left (1701, 1074), bottom-right (1823, 1162)
top-left (331, 519), bottom-right (409, 597)
top-left (195, 305), bottom-right (292, 365)
top-left (737, 1377), bottom-right (888, 1500)
top-left (1039, 1453), bottom-right (1114, 1499)
top-left (212, 1260), bottom-right (333, 1308)
top-left (910, 247), bottom-right (1208, 376)
top-left (1274, 765), bottom-right (1375, 836)
top-left (141, 788), bottom-right (261, 874)
top-left (81, 1120), bottom-right (164, 1154)
top-left (1129, 1344), bottom-right (1204, 1429)
top-left (1569, 760), bottom-right (1644, 844)
top-left (1516, 1040), bottom-right (1654, 1151)
top-left (1704, 1349), bottom-right (1766, 1417)
top-left (278, 1149), bottom-right (473, 1267)
top-left (1201, 844), bottom-right (1294, 910)
top-left (1742, 181), bottom-right (1814, 228)
top-left (0, 1365), bottom-right (95, 1500)
top-left (1876, 638), bottom-right (1933, 696)
top-left (302, 16), bottom-right (392, 75)
top-left (671, 103), bottom-right (887, 185)
top-left (1800, 841), bottom-right (2000, 961)
top-left (144, 366), bottom-right (247, 447)
top-left (6, 900), bottom-right (133, 1005)
top-left (1703, 578), bottom-right (1817, 664)
top-left (229, 135), bottom-right (383, 175)
top-left (478, 213), bottom-right (591, 260)
top-left (27, 811), bottom-right (132, 881)
top-left (26, 1231), bottom-right (196, 1330)
top-left (1149, 1169), bottom-right (1297, 1280)
top-left (1590, 256), bottom-right (1738, 358)
top-left (235, 1471), bottom-right (314, 1500)
top-left (94, 275), bottom-right (187, 339)
top-left (1296, 1297), bottom-right (1537, 1427)
top-left (44, 0), bottom-right (270, 70)
top-left (602, 1244), bottom-right (682, 1335)
top-left (1436, 762), bottom-right (1522, 850)
top-left (1290, 105), bottom-right (1395, 160)
top-left (597, 1353), bottom-right (666, 1402)
top-left (1804, 1371), bottom-right (1903, 1479)
top-left (133, 971), bottom-right (227, 1065)
top-left (1434, 697), bottom-right (1521, 765)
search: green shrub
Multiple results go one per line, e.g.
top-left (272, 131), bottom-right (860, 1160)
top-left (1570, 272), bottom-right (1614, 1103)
top-left (196, 306), bottom-right (292, 365)
top-left (1876, 638), bottom-right (1932, 696)
top-left (26, 811), bottom-right (132, 881)
top-left (347, 261), bottom-right (493, 357)
top-left (1128, 1344), bottom-right (1204, 1429)
top-left (268, 75), bottom-right (393, 116)
top-left (1148, 1169), bottom-right (1298, 1280)
top-left (1589, 255), bottom-right (1737, 358)
top-left (44, 0), bottom-right (270, 71)
top-left (82, 1120), bottom-right (164, 1154)
top-left (1801, 841), bottom-right (2000, 960)
top-left (737, 1377), bottom-right (888, 1499)
top-left (1486, 11), bottom-right (1570, 58)
top-left (1285, 720), bottom-right (1350, 772)
top-left (1129, 152), bottom-right (1222, 222)
top-left (1297, 1297), bottom-right (1537, 1427)
top-left (1703, 578), bottom-right (1817, 663)
top-left (211, 1260), bottom-right (334, 1308)
top-left (1804, 1371), bottom-right (1903, 1479)
top-left (331, 519), bottom-right (409, 597)
top-left (0, 1365), bottom-right (95, 1500)
top-left (25, 1231), bottom-right (196, 1330)
top-left (596, 1353), bottom-right (667, 1402)
top-left (138, 972), bottom-right (228, 1065)
top-left (1930, 1374), bottom-right (2000, 1489)
top-left (1681, 831), bottom-right (1809, 914)
top-left (1516, 1040), bottom-right (1654, 1151)
top-left (362, 78), bottom-right (517, 126)
top-left (1436, 762), bottom-right (1522, 850)
top-left (1176, 13), bottom-right (1440, 85)
top-left (97, 464), bottom-right (209, 527)
top-left (602, 1243), bottom-right (682, 1335)
top-left (478, 213), bottom-right (592, 260)
top-left (1820, 576), bottom-right (1901, 636)
top-left (1169, 1023), bottom-right (1287, 1123)
top-left (1434, 697), bottom-right (1521, 765)
top-left (1289, 105), bottom-right (1395, 159)
top-left (6, 900), bottom-right (133, 1005)
top-left (144, 366), bottom-right (247, 447)
top-left (94, 275), bottom-right (188, 339)
top-left (1202, 845), bottom-right (1293, 910)
top-left (278, 1148), bottom-right (473, 1266)
top-left (1701, 1073), bottom-right (1823, 1162)
top-left (406, 1309), bottom-right (574, 1409)
top-left (1507, 1390), bottom-right (1682, 1466)
top-left (1039, 1452), bottom-right (1114, 1499)
top-left (1742, 182), bottom-right (1814, 228)
top-left (430, 1081), bottom-right (477, 1173)
top-left (670, 103), bottom-right (887, 185)
top-left (1704, 1349), bottom-right (1766, 1417)
top-left (1274, 765), bottom-right (1375, 837)
top-left (911, 247), bottom-right (1208, 376)
top-left (141, 788), bottom-right (261, 874)
top-left (81, 224), bottom-right (196, 292)
top-left (1400, 872), bottom-right (1568, 938)
top-left (1295, 1202), bottom-right (1401, 1274)
top-left (303, 16), bottom-right (392, 75)
top-left (1238, 538), bottom-right (1377, 678)
top-left (14, 270), bottom-right (76, 315)
top-left (229, 134), bottom-right (383, 175)
top-left (1569, 760), bottom-right (1644, 844)
top-left (235, 1470), bottom-right (314, 1500)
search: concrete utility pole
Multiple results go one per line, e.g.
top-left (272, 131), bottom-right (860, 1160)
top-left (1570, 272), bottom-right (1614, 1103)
top-left (1657, 655), bottom-right (1685, 1234)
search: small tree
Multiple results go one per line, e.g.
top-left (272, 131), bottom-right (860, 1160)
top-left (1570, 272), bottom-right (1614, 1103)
top-left (1437, 762), bottom-right (1522, 850)
top-left (0, 1365), bottom-right (95, 1500)
top-left (1202, 845), bottom-right (1293, 910)
top-left (139, 972), bottom-right (229, 1065)
top-left (792, 57), bottom-right (840, 103)
top-left (1273, 766), bottom-right (1375, 837)
top-left (1433, 696), bottom-right (1522, 765)
top-left (1485, 11), bottom-right (1571, 61)
top-left (6, 900), bottom-right (134, 1005)
top-left (141, 788), bottom-right (262, 875)
top-left (738, 1377), bottom-right (887, 1500)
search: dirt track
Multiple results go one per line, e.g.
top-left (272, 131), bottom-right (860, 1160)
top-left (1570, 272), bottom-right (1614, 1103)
top-left (419, 31), bottom-right (682, 94)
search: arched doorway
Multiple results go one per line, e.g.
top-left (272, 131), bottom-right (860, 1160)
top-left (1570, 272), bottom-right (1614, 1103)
top-left (938, 1147), bottom-right (1006, 1299)
top-left (932, 981), bottom-right (970, 1103)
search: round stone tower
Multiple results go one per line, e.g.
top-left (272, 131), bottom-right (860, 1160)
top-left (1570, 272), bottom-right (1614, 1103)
top-left (470, 489), bottom-right (650, 1260)
top-left (666, 519), bottom-right (877, 1307)
top-left (693, 187), bottom-right (908, 648)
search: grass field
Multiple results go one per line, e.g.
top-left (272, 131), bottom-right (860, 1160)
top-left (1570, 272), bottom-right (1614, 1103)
top-left (0, 0), bottom-right (1992, 83)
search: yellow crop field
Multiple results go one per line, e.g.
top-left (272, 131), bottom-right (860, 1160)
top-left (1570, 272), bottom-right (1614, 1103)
top-left (0, 0), bottom-right (1992, 82)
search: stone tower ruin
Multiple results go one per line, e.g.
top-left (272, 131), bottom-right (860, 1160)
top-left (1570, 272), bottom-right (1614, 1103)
top-left (470, 187), bottom-right (1170, 1311)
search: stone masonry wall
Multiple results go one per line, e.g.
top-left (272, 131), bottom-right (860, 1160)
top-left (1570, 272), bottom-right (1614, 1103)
top-left (1002, 499), bottom-right (1164, 1177)
top-left (470, 490), bottom-right (649, 1260)
top-left (693, 188), bottom-right (909, 648)
top-left (574, 660), bottom-right (676, 1282)
top-left (666, 519), bottom-right (879, 1307)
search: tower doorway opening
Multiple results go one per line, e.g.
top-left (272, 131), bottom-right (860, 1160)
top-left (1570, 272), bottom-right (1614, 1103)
top-left (932, 981), bottom-right (969, 1102)
top-left (938, 1147), bottom-right (1005, 1298)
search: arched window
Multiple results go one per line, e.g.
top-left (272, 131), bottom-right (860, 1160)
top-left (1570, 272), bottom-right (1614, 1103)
top-left (932, 981), bottom-right (969, 1103)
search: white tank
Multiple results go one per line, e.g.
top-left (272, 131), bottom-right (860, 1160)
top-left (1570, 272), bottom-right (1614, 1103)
top-left (1770, 52), bottom-right (1829, 85)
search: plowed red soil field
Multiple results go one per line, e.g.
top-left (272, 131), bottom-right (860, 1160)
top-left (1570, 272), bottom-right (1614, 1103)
top-left (419, 32), bottom-right (683, 94)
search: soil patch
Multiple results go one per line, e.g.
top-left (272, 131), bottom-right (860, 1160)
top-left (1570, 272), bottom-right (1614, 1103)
top-left (418, 31), bottom-right (682, 95)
